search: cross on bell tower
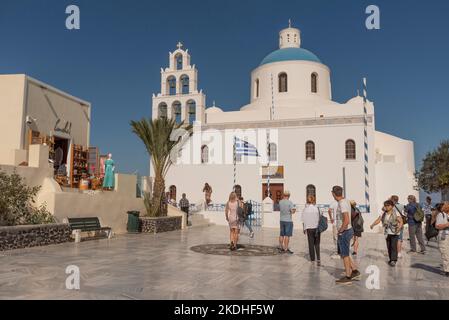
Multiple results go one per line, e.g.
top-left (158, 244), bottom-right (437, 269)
top-left (177, 42), bottom-right (183, 50)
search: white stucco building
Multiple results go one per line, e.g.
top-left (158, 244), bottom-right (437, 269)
top-left (151, 25), bottom-right (418, 217)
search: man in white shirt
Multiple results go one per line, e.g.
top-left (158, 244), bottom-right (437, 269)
top-left (331, 185), bottom-right (360, 284)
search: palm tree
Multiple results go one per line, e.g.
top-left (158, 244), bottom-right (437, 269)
top-left (131, 117), bottom-right (192, 216)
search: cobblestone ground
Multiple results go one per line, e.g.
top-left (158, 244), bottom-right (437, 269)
top-left (0, 225), bottom-right (448, 299)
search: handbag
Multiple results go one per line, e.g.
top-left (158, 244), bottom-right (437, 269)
top-left (237, 201), bottom-right (245, 223)
top-left (414, 205), bottom-right (424, 223)
top-left (394, 204), bottom-right (407, 225)
top-left (317, 207), bottom-right (328, 233)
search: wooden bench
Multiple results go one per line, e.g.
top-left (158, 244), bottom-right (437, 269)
top-left (67, 217), bottom-right (112, 241)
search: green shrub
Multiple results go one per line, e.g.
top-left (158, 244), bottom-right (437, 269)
top-left (0, 169), bottom-right (54, 226)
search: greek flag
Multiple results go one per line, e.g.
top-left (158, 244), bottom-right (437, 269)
top-left (234, 137), bottom-right (259, 157)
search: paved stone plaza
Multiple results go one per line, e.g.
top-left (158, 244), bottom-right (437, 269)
top-left (1, 225), bottom-right (448, 300)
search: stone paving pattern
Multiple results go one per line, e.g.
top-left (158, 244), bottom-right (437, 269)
top-left (1, 225), bottom-right (448, 300)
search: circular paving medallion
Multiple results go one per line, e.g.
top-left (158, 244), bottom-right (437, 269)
top-left (190, 244), bottom-right (281, 256)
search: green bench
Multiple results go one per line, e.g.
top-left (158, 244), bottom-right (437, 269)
top-left (67, 217), bottom-right (112, 241)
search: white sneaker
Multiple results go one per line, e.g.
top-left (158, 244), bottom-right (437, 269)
top-left (398, 253), bottom-right (402, 258)
top-left (249, 232), bottom-right (254, 238)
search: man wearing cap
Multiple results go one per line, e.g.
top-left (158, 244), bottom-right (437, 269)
top-left (278, 190), bottom-right (296, 254)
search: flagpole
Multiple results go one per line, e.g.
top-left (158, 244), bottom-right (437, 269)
top-left (362, 77), bottom-right (370, 213)
top-left (266, 73), bottom-right (275, 200)
top-left (233, 136), bottom-right (236, 191)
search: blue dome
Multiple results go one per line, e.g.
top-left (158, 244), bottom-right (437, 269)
top-left (260, 47), bottom-right (321, 66)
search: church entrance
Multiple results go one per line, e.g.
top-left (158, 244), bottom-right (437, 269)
top-left (262, 183), bottom-right (284, 211)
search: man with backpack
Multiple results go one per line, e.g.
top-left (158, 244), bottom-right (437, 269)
top-left (350, 200), bottom-right (364, 256)
top-left (239, 197), bottom-right (254, 238)
top-left (404, 195), bottom-right (426, 254)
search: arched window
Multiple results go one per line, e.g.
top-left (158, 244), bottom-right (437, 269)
top-left (187, 100), bottom-right (196, 125)
top-left (306, 185), bottom-right (316, 198)
top-left (268, 143), bottom-right (277, 162)
top-left (255, 79), bottom-right (259, 98)
top-left (345, 139), bottom-right (356, 160)
top-left (180, 75), bottom-right (189, 94)
top-left (201, 145), bottom-right (209, 164)
top-left (278, 73), bottom-right (288, 93)
top-left (305, 141), bottom-right (315, 161)
top-left (175, 53), bottom-right (183, 70)
top-left (311, 73), bottom-right (318, 93)
top-left (169, 185), bottom-right (177, 202)
top-left (158, 103), bottom-right (167, 119)
top-left (234, 185), bottom-right (242, 199)
top-left (167, 76), bottom-right (176, 95)
top-left (172, 101), bottom-right (181, 123)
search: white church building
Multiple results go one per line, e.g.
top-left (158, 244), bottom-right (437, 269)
top-left (150, 24), bottom-right (418, 217)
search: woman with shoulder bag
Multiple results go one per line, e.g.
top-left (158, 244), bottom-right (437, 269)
top-left (301, 195), bottom-right (322, 266)
top-left (370, 200), bottom-right (404, 267)
top-left (225, 192), bottom-right (241, 251)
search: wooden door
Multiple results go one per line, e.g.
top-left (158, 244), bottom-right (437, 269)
top-left (262, 183), bottom-right (284, 208)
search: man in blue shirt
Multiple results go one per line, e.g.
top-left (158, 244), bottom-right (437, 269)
top-left (404, 195), bottom-right (426, 254)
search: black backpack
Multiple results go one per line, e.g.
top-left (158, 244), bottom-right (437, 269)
top-left (245, 202), bottom-right (253, 216)
top-left (352, 208), bottom-right (364, 233)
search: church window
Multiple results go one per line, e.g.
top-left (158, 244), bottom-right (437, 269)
top-left (305, 141), bottom-right (315, 161)
top-left (278, 73), bottom-right (288, 93)
top-left (180, 75), bottom-right (189, 94)
top-left (345, 140), bottom-right (356, 160)
top-left (175, 53), bottom-right (183, 70)
top-left (268, 143), bottom-right (277, 162)
top-left (167, 76), bottom-right (176, 95)
top-left (306, 184), bottom-right (316, 198)
top-left (158, 103), bottom-right (168, 119)
top-left (201, 145), bottom-right (209, 164)
top-left (255, 79), bottom-right (259, 98)
top-left (172, 101), bottom-right (182, 123)
top-left (311, 73), bottom-right (318, 93)
top-left (187, 100), bottom-right (196, 125)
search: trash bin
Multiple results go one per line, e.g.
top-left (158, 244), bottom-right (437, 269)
top-left (126, 211), bottom-right (140, 233)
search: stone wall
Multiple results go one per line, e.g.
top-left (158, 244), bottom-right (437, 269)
top-left (139, 216), bottom-right (182, 234)
top-left (0, 223), bottom-right (71, 251)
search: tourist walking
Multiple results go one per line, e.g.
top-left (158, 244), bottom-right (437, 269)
top-left (328, 201), bottom-right (339, 259)
top-left (225, 192), bottom-right (240, 251)
top-left (350, 200), bottom-right (363, 256)
top-left (331, 186), bottom-right (360, 284)
top-left (302, 195), bottom-right (321, 266)
top-left (423, 196), bottom-right (436, 242)
top-left (278, 191), bottom-right (296, 254)
top-left (203, 183), bottom-right (213, 208)
top-left (179, 193), bottom-right (190, 226)
top-left (239, 197), bottom-right (254, 238)
top-left (404, 195), bottom-right (426, 254)
top-left (435, 202), bottom-right (449, 276)
top-left (391, 195), bottom-right (405, 258)
top-left (370, 200), bottom-right (403, 266)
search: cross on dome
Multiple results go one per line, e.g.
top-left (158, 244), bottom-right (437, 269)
top-left (177, 42), bottom-right (183, 50)
top-left (288, 19), bottom-right (292, 28)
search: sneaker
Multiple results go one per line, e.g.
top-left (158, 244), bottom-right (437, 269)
top-left (336, 276), bottom-right (353, 285)
top-left (249, 232), bottom-right (254, 238)
top-left (331, 253), bottom-right (341, 259)
top-left (407, 250), bottom-right (416, 254)
top-left (419, 250), bottom-right (426, 255)
top-left (317, 261), bottom-right (321, 267)
top-left (445, 272), bottom-right (449, 277)
top-left (286, 249), bottom-right (294, 254)
top-left (389, 261), bottom-right (397, 267)
top-left (398, 253), bottom-right (402, 258)
top-left (350, 270), bottom-right (361, 281)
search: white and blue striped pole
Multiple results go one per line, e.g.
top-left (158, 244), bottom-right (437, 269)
top-left (362, 77), bottom-right (370, 213)
top-left (233, 136), bottom-right (236, 191)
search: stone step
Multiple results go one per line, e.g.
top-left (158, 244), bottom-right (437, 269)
top-left (188, 214), bottom-right (213, 228)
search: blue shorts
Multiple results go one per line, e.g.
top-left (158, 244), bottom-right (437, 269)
top-left (280, 221), bottom-right (293, 237)
top-left (399, 228), bottom-right (404, 241)
top-left (337, 228), bottom-right (354, 257)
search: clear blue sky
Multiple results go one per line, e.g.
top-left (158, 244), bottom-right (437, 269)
top-left (1, 0), bottom-right (448, 182)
